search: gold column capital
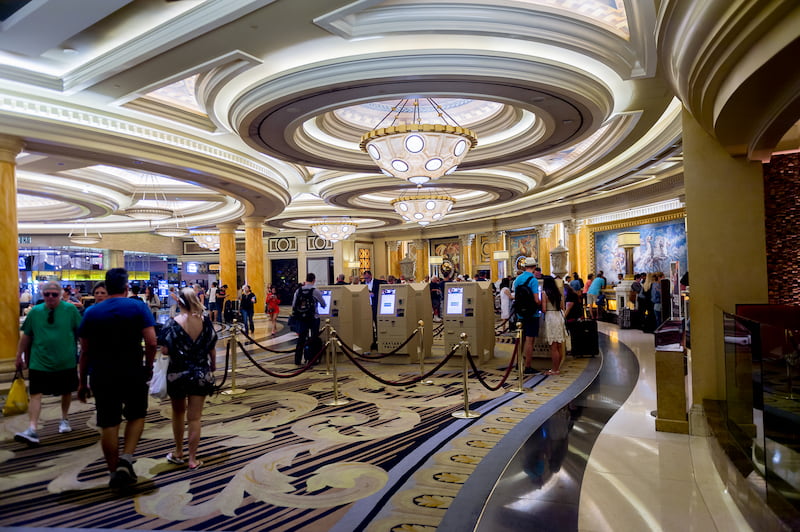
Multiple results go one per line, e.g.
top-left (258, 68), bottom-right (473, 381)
top-left (242, 217), bottom-right (266, 229)
top-left (217, 223), bottom-right (238, 234)
top-left (0, 136), bottom-right (24, 164)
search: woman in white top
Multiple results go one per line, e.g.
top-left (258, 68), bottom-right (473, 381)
top-left (541, 275), bottom-right (567, 375)
top-left (499, 277), bottom-right (515, 331)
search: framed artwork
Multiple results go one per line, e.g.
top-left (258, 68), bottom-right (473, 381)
top-left (508, 231), bottom-right (538, 272)
top-left (430, 237), bottom-right (461, 278)
top-left (592, 217), bottom-right (687, 280)
top-left (478, 234), bottom-right (492, 263)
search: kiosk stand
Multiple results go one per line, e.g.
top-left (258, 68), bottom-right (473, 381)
top-left (442, 281), bottom-right (495, 365)
top-left (316, 284), bottom-right (372, 354)
top-left (376, 283), bottom-right (433, 361)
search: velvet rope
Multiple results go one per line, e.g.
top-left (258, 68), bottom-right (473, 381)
top-left (237, 339), bottom-right (330, 378)
top-left (337, 339), bottom-right (462, 386)
top-left (464, 337), bottom-right (519, 391)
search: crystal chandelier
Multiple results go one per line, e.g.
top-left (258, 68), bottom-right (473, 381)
top-left (192, 231), bottom-right (220, 251)
top-left (68, 226), bottom-right (103, 245)
top-left (360, 98), bottom-right (477, 185)
top-left (391, 188), bottom-right (455, 226)
top-left (309, 219), bottom-right (357, 242)
top-left (122, 173), bottom-right (174, 221)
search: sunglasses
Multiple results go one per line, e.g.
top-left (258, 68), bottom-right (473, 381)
top-left (47, 308), bottom-right (55, 324)
top-left (42, 292), bottom-right (60, 297)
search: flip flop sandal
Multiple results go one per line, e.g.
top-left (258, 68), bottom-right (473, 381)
top-left (166, 452), bottom-right (185, 465)
top-left (188, 461), bottom-right (204, 471)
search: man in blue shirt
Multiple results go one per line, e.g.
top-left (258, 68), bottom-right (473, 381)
top-left (587, 272), bottom-right (606, 319)
top-left (78, 268), bottom-right (157, 489)
top-left (513, 258), bottom-right (541, 375)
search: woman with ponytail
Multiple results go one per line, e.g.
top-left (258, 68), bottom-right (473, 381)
top-left (159, 287), bottom-right (217, 470)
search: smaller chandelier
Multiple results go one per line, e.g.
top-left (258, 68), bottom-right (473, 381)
top-left (153, 225), bottom-right (190, 238)
top-left (123, 206), bottom-right (174, 221)
top-left (309, 219), bottom-right (357, 242)
top-left (192, 231), bottom-right (220, 251)
top-left (360, 98), bottom-right (477, 184)
top-left (391, 189), bottom-right (455, 226)
top-left (68, 226), bottom-right (102, 245)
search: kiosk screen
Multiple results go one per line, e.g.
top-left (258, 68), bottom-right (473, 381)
top-left (317, 289), bottom-right (332, 316)
top-left (379, 288), bottom-right (396, 315)
top-left (446, 287), bottom-right (464, 315)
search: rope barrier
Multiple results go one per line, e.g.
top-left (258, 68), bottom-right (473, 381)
top-left (348, 327), bottom-right (420, 359)
top-left (464, 340), bottom-right (518, 391)
top-left (212, 341), bottom-right (231, 393)
top-left (236, 338), bottom-right (330, 379)
top-left (338, 340), bottom-right (462, 386)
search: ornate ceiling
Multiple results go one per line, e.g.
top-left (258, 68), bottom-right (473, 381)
top-left (0, 0), bottom-right (703, 240)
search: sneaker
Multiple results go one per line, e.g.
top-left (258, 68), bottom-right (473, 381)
top-left (115, 456), bottom-right (138, 485)
top-left (58, 419), bottom-right (72, 433)
top-left (14, 427), bottom-right (40, 445)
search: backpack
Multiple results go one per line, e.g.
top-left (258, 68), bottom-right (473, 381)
top-left (513, 276), bottom-right (538, 318)
top-left (292, 287), bottom-right (316, 319)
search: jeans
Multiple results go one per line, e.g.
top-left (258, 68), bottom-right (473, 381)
top-left (294, 317), bottom-right (320, 365)
top-left (240, 309), bottom-right (254, 334)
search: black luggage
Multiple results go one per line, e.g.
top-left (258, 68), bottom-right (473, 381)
top-left (304, 334), bottom-right (324, 363)
top-left (223, 300), bottom-right (241, 323)
top-left (567, 319), bottom-right (599, 357)
top-left (619, 308), bottom-right (640, 329)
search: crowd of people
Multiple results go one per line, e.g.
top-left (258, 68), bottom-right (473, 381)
top-left (15, 268), bottom-right (218, 488)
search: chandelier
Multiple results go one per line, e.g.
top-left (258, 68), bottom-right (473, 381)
top-left (391, 188), bottom-right (455, 226)
top-left (309, 219), bottom-right (357, 242)
top-left (192, 231), bottom-right (220, 251)
top-left (359, 98), bottom-right (477, 185)
top-left (122, 173), bottom-right (174, 221)
top-left (68, 226), bottom-right (103, 245)
top-left (153, 225), bottom-right (190, 238)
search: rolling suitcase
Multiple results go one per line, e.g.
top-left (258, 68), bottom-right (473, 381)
top-left (619, 308), bottom-right (640, 329)
top-left (567, 319), bottom-right (599, 357)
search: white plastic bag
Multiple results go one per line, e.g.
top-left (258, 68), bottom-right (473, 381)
top-left (149, 355), bottom-right (169, 399)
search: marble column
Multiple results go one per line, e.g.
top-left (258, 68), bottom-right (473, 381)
top-left (243, 217), bottom-right (266, 313)
top-left (460, 233), bottom-right (476, 277)
top-left (535, 224), bottom-right (554, 274)
top-left (387, 240), bottom-right (402, 278)
top-left (0, 136), bottom-right (24, 360)
top-left (412, 239), bottom-right (426, 281)
top-left (217, 223), bottom-right (237, 307)
top-left (563, 220), bottom-right (582, 276)
top-left (103, 249), bottom-right (125, 270)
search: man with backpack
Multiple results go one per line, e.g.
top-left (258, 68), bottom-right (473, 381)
top-left (513, 257), bottom-right (542, 375)
top-left (291, 273), bottom-right (326, 366)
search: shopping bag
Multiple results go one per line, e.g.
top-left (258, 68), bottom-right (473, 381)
top-left (3, 370), bottom-right (29, 416)
top-left (149, 355), bottom-right (169, 399)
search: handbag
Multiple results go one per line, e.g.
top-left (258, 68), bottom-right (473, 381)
top-left (287, 314), bottom-right (302, 333)
top-left (3, 370), bottom-right (29, 416)
top-left (149, 355), bottom-right (169, 399)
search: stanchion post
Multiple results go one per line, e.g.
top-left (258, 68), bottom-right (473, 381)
top-left (222, 320), bottom-right (246, 395)
top-left (417, 320), bottom-right (434, 385)
top-left (510, 321), bottom-right (531, 393)
top-left (324, 329), bottom-right (349, 406)
top-left (324, 319), bottom-right (332, 375)
top-left (452, 332), bottom-right (480, 419)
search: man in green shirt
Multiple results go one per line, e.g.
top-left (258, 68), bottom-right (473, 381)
top-left (15, 280), bottom-right (82, 445)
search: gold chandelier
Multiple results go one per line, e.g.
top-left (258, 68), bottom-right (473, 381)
top-left (309, 219), bottom-right (357, 242)
top-left (391, 188), bottom-right (455, 226)
top-left (360, 98), bottom-right (477, 185)
top-left (122, 173), bottom-right (174, 221)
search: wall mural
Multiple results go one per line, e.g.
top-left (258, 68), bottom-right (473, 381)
top-left (508, 232), bottom-right (538, 272)
top-left (430, 237), bottom-right (460, 278)
top-left (593, 219), bottom-right (687, 279)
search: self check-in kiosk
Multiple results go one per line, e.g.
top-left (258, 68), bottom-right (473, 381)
top-left (315, 284), bottom-right (372, 353)
top-left (376, 283), bottom-right (433, 361)
top-left (442, 281), bottom-right (495, 364)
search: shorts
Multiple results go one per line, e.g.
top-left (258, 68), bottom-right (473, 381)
top-left (28, 368), bottom-right (78, 396)
top-left (521, 314), bottom-right (540, 338)
top-left (587, 293), bottom-right (598, 306)
top-left (90, 371), bottom-right (149, 428)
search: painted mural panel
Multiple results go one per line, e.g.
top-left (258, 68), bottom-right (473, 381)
top-left (593, 220), bottom-right (687, 279)
top-left (430, 237), bottom-right (461, 278)
top-left (508, 231), bottom-right (538, 272)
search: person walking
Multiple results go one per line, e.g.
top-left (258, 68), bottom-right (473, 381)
top-left (239, 285), bottom-right (256, 338)
top-left (144, 285), bottom-right (160, 321)
top-left (77, 268), bottom-right (157, 489)
top-left (207, 282), bottom-right (218, 322)
top-left (291, 273), bottom-right (326, 365)
top-left (266, 285), bottom-right (281, 335)
top-left (541, 276), bottom-right (567, 375)
top-left (14, 280), bottom-right (82, 445)
top-left (160, 287), bottom-right (217, 470)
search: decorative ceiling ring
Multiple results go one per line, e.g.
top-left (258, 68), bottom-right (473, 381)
top-left (230, 53), bottom-right (615, 171)
top-left (268, 214), bottom-right (401, 231)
